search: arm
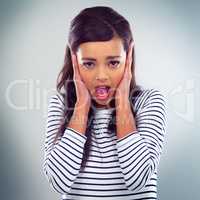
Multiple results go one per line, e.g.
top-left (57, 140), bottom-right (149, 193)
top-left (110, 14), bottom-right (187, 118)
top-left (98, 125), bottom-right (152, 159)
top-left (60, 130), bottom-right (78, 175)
top-left (43, 94), bottom-right (88, 194)
top-left (116, 99), bottom-right (137, 139)
top-left (115, 89), bottom-right (167, 192)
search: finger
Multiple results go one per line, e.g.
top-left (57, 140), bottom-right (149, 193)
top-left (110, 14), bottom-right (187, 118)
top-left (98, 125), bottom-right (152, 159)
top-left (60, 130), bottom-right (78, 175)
top-left (72, 54), bottom-right (78, 71)
top-left (125, 42), bottom-right (133, 66)
top-left (71, 54), bottom-right (76, 74)
top-left (72, 55), bottom-right (84, 90)
top-left (124, 56), bottom-right (129, 79)
top-left (128, 43), bottom-right (133, 62)
top-left (124, 47), bottom-right (132, 74)
top-left (127, 43), bottom-right (133, 74)
top-left (123, 60), bottom-right (129, 80)
top-left (72, 54), bottom-right (80, 79)
top-left (122, 56), bottom-right (131, 83)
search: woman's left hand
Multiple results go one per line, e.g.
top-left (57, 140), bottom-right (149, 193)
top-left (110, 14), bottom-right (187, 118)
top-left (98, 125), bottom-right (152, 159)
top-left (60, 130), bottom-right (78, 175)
top-left (115, 42), bottom-right (134, 109)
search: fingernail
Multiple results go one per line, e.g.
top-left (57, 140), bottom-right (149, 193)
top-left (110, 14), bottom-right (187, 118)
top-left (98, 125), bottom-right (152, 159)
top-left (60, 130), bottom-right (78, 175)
top-left (72, 54), bottom-right (75, 60)
top-left (130, 42), bottom-right (134, 49)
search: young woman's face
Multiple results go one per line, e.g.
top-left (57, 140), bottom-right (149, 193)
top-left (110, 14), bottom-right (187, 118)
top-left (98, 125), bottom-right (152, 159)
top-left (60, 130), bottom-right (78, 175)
top-left (76, 37), bottom-right (127, 108)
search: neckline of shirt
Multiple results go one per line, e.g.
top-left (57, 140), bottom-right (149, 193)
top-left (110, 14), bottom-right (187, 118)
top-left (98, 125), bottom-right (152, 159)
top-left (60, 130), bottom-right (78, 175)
top-left (93, 107), bottom-right (115, 115)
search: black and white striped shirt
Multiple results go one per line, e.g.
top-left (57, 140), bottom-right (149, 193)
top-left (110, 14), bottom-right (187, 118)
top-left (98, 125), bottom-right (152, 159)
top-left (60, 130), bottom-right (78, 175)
top-left (43, 88), bottom-right (167, 200)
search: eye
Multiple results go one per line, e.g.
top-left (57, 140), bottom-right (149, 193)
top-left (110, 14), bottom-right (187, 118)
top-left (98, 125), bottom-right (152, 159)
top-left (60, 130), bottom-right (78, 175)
top-left (82, 62), bottom-right (95, 69)
top-left (109, 60), bottom-right (120, 68)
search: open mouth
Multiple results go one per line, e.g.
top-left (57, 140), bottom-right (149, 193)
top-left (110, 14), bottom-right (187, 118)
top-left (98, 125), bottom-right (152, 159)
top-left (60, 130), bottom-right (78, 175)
top-left (94, 86), bottom-right (111, 100)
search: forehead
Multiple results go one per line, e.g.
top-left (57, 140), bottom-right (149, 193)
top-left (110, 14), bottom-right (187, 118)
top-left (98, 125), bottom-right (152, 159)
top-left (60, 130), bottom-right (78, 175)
top-left (77, 37), bottom-right (126, 58)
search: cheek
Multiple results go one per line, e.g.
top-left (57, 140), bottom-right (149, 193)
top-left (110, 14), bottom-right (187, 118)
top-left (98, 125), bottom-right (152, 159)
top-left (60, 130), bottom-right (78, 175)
top-left (113, 63), bottom-right (126, 84)
top-left (111, 70), bottom-right (124, 89)
top-left (79, 70), bottom-right (94, 88)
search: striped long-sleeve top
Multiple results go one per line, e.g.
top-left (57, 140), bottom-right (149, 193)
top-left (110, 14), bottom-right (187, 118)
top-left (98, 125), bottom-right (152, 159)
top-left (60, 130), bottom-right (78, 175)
top-left (43, 88), bottom-right (167, 200)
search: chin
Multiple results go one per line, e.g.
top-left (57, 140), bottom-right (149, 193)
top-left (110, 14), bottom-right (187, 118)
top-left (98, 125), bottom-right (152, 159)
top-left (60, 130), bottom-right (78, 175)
top-left (93, 98), bottom-right (109, 105)
top-left (92, 96), bottom-right (115, 109)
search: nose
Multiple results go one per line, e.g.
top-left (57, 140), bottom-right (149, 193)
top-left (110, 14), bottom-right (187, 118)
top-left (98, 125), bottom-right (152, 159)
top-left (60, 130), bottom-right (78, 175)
top-left (95, 66), bottom-right (109, 81)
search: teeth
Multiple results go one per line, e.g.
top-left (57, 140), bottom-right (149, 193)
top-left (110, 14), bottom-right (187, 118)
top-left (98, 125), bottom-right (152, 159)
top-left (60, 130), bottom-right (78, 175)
top-left (96, 86), bottom-right (109, 89)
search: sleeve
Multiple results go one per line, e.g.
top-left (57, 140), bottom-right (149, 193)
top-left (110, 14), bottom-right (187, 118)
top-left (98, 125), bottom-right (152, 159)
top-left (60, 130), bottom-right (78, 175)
top-left (42, 93), bottom-right (87, 194)
top-left (115, 89), bottom-right (167, 192)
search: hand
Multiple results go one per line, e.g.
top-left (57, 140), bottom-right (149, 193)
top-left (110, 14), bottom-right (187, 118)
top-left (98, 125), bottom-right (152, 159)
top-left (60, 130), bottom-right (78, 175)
top-left (71, 53), bottom-right (91, 112)
top-left (115, 42), bottom-right (134, 109)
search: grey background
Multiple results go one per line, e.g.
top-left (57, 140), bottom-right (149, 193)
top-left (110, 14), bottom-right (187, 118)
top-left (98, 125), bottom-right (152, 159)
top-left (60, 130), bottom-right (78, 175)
top-left (1, 0), bottom-right (200, 199)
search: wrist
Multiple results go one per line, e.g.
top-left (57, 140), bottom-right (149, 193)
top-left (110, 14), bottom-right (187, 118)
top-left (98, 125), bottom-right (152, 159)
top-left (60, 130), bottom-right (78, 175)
top-left (75, 102), bottom-right (90, 114)
top-left (68, 105), bottom-right (89, 129)
top-left (116, 98), bottom-right (131, 111)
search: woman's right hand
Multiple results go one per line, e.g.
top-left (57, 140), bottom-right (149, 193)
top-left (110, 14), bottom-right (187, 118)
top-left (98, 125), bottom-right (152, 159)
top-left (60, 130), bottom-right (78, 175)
top-left (71, 53), bottom-right (91, 112)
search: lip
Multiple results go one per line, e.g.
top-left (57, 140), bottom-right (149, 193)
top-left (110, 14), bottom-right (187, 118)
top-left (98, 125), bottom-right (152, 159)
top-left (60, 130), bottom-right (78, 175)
top-left (95, 85), bottom-right (111, 90)
top-left (94, 86), bottom-right (111, 100)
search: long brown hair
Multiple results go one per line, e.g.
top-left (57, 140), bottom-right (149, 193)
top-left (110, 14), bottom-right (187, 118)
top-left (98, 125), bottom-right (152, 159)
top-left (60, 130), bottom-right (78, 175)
top-left (53, 6), bottom-right (142, 169)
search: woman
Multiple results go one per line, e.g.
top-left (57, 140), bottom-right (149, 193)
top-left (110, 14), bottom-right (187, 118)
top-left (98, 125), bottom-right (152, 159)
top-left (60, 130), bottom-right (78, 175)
top-left (43, 6), bottom-right (167, 200)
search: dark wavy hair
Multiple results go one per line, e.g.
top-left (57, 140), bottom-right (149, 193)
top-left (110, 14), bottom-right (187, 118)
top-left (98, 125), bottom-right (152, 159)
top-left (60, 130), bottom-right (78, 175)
top-left (53, 6), bottom-right (142, 169)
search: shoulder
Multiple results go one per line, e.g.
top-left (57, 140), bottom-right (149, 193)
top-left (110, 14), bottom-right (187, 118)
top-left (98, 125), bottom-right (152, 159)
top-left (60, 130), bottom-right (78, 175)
top-left (131, 86), bottom-right (166, 111)
top-left (48, 91), bottom-right (65, 109)
top-left (144, 88), bottom-right (166, 106)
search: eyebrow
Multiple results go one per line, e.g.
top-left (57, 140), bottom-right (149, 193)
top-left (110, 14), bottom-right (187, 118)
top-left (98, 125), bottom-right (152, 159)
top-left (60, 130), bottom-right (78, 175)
top-left (81, 56), bottom-right (121, 61)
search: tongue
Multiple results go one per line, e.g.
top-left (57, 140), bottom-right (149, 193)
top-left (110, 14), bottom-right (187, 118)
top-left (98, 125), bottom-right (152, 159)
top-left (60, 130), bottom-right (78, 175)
top-left (95, 87), bottom-right (109, 99)
top-left (96, 87), bottom-right (108, 95)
